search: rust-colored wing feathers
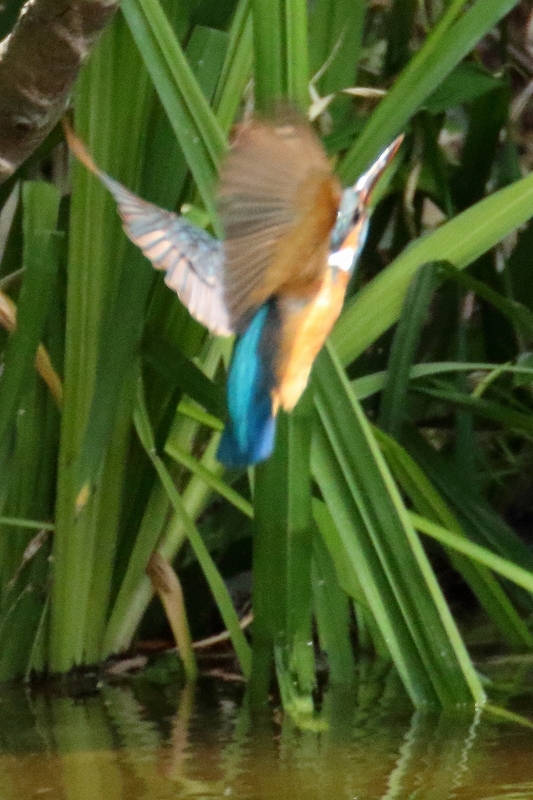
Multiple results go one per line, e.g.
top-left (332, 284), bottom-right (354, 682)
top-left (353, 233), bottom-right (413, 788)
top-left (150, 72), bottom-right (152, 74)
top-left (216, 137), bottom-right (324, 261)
top-left (218, 118), bottom-right (342, 327)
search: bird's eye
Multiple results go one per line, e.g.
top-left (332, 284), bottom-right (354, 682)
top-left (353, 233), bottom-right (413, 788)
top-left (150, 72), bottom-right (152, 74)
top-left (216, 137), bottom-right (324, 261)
top-left (352, 208), bottom-right (360, 225)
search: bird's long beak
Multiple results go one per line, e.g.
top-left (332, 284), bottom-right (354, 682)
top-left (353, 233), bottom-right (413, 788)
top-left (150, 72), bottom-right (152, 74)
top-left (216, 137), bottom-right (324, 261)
top-left (354, 134), bottom-right (404, 204)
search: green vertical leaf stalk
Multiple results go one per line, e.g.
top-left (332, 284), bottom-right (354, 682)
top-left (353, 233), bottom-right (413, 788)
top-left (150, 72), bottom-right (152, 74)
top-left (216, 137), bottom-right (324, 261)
top-left (50, 18), bottom-right (152, 670)
top-left (312, 343), bottom-right (485, 706)
top-left (251, 402), bottom-right (315, 718)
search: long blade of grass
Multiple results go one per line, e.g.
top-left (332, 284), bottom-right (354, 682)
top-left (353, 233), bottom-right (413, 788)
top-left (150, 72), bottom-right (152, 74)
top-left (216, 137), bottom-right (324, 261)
top-left (439, 261), bottom-right (533, 338)
top-left (213, 0), bottom-right (253, 132)
top-left (283, 0), bottom-right (309, 109)
top-left (0, 183), bottom-right (60, 453)
top-left (308, 0), bottom-right (365, 98)
top-left (142, 333), bottom-right (226, 419)
top-left (0, 184), bottom-right (60, 679)
top-left (403, 426), bottom-right (533, 576)
top-left (311, 517), bottom-right (356, 686)
top-left (74, 23), bottom-right (228, 500)
top-left (146, 551), bottom-right (198, 682)
top-left (353, 362), bottom-right (533, 401)
top-left (415, 384), bottom-right (533, 438)
top-left (376, 428), bottom-right (533, 648)
top-left (121, 0), bottom-right (226, 227)
top-left (312, 343), bottom-right (485, 706)
top-left (103, 337), bottom-right (230, 655)
top-left (339, 0), bottom-right (519, 182)
top-left (378, 263), bottom-right (436, 437)
top-left (50, 19), bottom-right (153, 671)
top-left (411, 513), bottom-right (533, 596)
top-left (333, 166), bottom-right (533, 366)
top-left (252, 0), bottom-right (283, 107)
top-left (251, 402), bottom-right (316, 719)
top-left (133, 375), bottom-right (252, 677)
top-left (165, 440), bottom-right (253, 517)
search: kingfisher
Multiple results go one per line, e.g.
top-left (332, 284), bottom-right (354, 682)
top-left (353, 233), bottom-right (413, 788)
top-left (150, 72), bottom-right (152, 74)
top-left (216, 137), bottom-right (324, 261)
top-left (64, 116), bottom-right (402, 467)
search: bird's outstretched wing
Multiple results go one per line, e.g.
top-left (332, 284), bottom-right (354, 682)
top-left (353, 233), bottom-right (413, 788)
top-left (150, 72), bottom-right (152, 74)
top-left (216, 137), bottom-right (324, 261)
top-left (218, 116), bottom-right (342, 329)
top-left (63, 121), bottom-right (232, 337)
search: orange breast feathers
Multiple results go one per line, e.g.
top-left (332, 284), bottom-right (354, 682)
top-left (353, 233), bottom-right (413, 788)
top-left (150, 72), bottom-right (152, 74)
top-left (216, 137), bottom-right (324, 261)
top-left (272, 267), bottom-right (351, 414)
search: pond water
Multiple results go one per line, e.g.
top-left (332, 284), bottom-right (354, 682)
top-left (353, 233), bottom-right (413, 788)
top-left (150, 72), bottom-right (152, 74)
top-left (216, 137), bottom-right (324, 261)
top-left (1, 658), bottom-right (533, 800)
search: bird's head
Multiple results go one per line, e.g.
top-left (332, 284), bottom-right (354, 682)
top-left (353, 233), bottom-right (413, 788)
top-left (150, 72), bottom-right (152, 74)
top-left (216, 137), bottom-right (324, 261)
top-left (328, 135), bottom-right (403, 273)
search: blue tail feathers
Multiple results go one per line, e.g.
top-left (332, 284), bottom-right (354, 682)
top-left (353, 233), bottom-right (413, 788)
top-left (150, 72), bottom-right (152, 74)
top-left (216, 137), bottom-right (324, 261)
top-left (217, 303), bottom-right (278, 467)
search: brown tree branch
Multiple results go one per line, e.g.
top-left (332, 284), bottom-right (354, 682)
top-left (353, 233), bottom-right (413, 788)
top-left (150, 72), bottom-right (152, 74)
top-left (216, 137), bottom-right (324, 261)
top-left (0, 0), bottom-right (120, 182)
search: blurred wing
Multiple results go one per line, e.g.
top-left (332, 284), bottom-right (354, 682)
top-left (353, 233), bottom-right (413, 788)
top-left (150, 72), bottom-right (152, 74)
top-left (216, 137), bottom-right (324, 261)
top-left (64, 121), bottom-right (232, 337)
top-left (219, 117), bottom-right (341, 328)
top-left (101, 176), bottom-right (232, 336)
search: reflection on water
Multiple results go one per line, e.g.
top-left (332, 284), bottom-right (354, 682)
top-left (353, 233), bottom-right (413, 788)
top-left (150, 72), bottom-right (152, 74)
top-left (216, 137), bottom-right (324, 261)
top-left (0, 665), bottom-right (532, 800)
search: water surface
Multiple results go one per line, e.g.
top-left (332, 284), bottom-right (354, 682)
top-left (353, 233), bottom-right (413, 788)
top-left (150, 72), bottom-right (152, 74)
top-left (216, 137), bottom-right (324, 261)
top-left (1, 662), bottom-right (532, 800)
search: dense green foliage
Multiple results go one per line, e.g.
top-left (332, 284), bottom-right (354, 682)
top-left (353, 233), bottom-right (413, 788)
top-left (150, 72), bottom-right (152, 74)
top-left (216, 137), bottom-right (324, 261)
top-left (2, 0), bottom-right (533, 720)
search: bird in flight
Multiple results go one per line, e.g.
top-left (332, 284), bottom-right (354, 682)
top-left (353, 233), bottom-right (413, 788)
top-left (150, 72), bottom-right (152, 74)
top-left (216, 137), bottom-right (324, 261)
top-left (64, 115), bottom-right (402, 467)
